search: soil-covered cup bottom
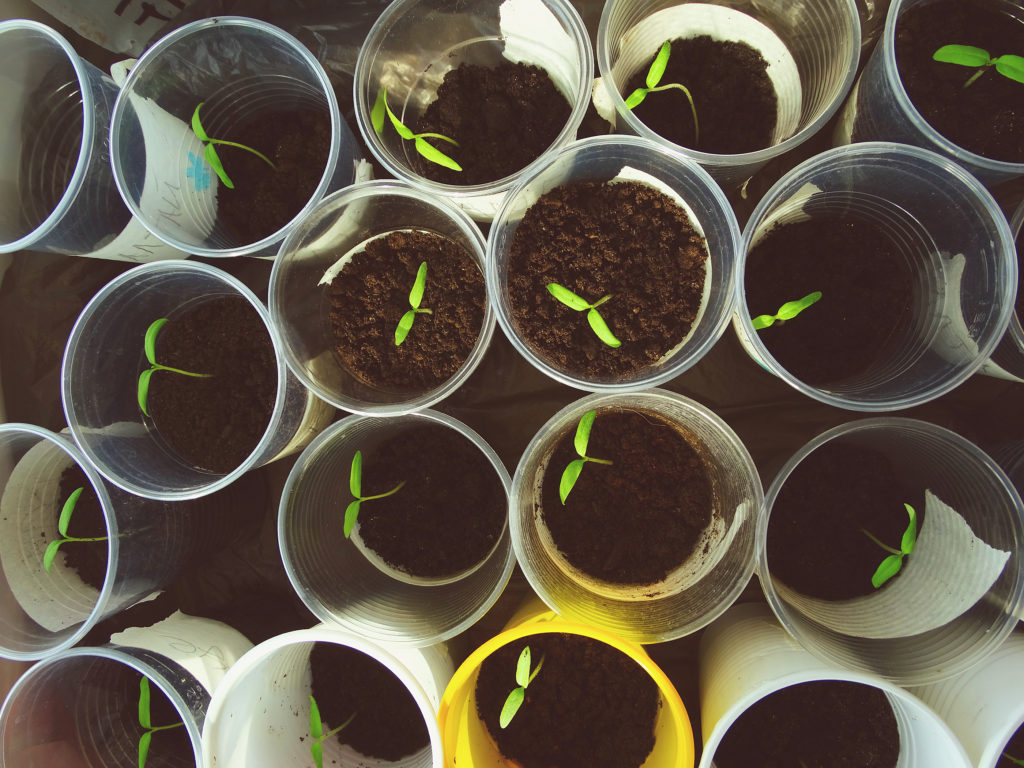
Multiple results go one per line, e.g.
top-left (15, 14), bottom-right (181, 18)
top-left (54, 465), bottom-right (107, 590)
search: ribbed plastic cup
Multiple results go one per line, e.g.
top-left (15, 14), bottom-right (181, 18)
top-left (595, 0), bottom-right (860, 189)
top-left (989, 199), bottom-right (1024, 379)
top-left (733, 142), bottom-right (1016, 411)
top-left (758, 417), bottom-right (1024, 686)
top-left (270, 181), bottom-right (494, 415)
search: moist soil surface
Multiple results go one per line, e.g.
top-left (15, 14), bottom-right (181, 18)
top-left (353, 422), bottom-right (506, 579)
top-left (474, 632), bottom-right (659, 768)
top-left (507, 179), bottom-right (707, 380)
top-left (712, 680), bottom-right (900, 768)
top-left (308, 641), bottom-right (429, 761)
top-left (744, 211), bottom-right (914, 386)
top-left (146, 296), bottom-right (276, 474)
top-left (327, 230), bottom-right (485, 394)
top-left (999, 725), bottom-right (1024, 768)
top-left (766, 440), bottom-right (923, 601)
top-left (624, 35), bottom-right (778, 154)
top-left (55, 465), bottom-right (107, 589)
top-left (411, 60), bottom-right (570, 185)
top-left (541, 408), bottom-right (714, 586)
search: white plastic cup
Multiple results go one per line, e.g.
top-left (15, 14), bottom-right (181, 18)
top-left (62, 260), bottom-right (333, 501)
top-left (733, 142), bottom-right (1017, 411)
top-left (595, 0), bottom-right (861, 189)
top-left (110, 16), bottom-right (362, 258)
top-left (989, 198), bottom-right (1024, 380)
top-left (353, 0), bottom-right (593, 222)
top-left (510, 389), bottom-right (763, 644)
top-left (270, 181), bottom-right (494, 416)
top-left (487, 135), bottom-right (741, 392)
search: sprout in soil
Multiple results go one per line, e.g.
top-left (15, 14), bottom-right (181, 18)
top-left (138, 318), bottom-right (212, 418)
top-left (751, 291), bottom-right (822, 330)
top-left (624, 40), bottom-right (700, 143)
top-left (191, 102), bottom-right (277, 189)
top-left (1003, 754), bottom-right (1024, 767)
top-left (546, 283), bottom-right (621, 348)
top-left (371, 87), bottom-right (462, 172)
top-left (932, 45), bottom-right (1024, 88)
top-left (863, 502), bottom-right (918, 589)
top-left (308, 694), bottom-right (355, 768)
top-left (395, 261), bottom-right (432, 346)
top-left (344, 449), bottom-right (405, 539)
top-left (499, 645), bottom-right (544, 729)
top-left (559, 409), bottom-right (613, 505)
top-left (43, 486), bottom-right (109, 573)
top-left (137, 676), bottom-right (184, 768)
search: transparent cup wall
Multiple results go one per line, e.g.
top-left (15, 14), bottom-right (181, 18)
top-left (989, 198), bottom-right (1024, 379)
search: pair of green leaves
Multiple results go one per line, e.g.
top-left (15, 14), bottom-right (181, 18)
top-left (137, 318), bottom-right (211, 417)
top-left (344, 450), bottom-right (405, 538)
top-left (43, 487), bottom-right (109, 573)
top-left (191, 102), bottom-right (276, 189)
top-left (863, 502), bottom-right (918, 589)
top-left (499, 646), bottom-right (544, 729)
top-left (624, 40), bottom-right (700, 142)
top-left (371, 88), bottom-right (462, 172)
top-left (558, 409), bottom-right (613, 505)
top-left (308, 695), bottom-right (355, 768)
top-left (395, 261), bottom-right (432, 346)
top-left (138, 676), bottom-right (184, 768)
top-left (933, 44), bottom-right (1024, 88)
top-left (546, 283), bottom-right (621, 348)
top-left (751, 291), bottom-right (822, 330)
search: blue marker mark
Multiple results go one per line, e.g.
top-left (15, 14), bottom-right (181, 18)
top-left (186, 151), bottom-right (211, 191)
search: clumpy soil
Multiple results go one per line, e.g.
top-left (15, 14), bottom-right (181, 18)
top-left (541, 408), bottom-right (714, 586)
top-left (412, 60), bottom-right (570, 185)
top-left (474, 633), bottom-right (659, 768)
top-left (999, 725), bottom-right (1024, 768)
top-left (327, 230), bottom-right (485, 394)
top-left (146, 296), bottom-right (276, 474)
top-left (507, 179), bottom-right (708, 380)
top-left (712, 680), bottom-right (900, 768)
top-left (55, 465), bottom-right (107, 589)
top-left (766, 441), bottom-right (922, 601)
top-left (744, 212), bottom-right (914, 386)
top-left (308, 642), bottom-right (429, 761)
top-left (354, 422), bottom-right (506, 579)
top-left (624, 35), bottom-right (778, 154)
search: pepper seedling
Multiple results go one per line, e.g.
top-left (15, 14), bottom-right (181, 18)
top-left (371, 88), bottom-right (462, 172)
top-left (395, 261), bottom-right (432, 346)
top-left (499, 645), bottom-right (544, 729)
top-left (137, 676), bottom-right (184, 768)
top-left (559, 409), bottom-right (613, 505)
top-left (546, 283), bottom-right (621, 348)
top-left (751, 291), bottom-right (822, 330)
top-left (932, 45), bottom-right (1024, 88)
top-left (344, 450), bottom-right (405, 538)
top-left (308, 694), bottom-right (355, 768)
top-left (43, 486), bottom-right (109, 573)
top-left (863, 502), bottom-right (917, 589)
top-left (624, 40), bottom-right (700, 143)
top-left (137, 318), bottom-right (212, 418)
top-left (191, 102), bottom-right (276, 189)
top-left (1003, 754), bottom-right (1024, 767)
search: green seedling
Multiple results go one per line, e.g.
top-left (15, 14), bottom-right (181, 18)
top-left (137, 318), bottom-right (212, 417)
top-left (191, 102), bottom-right (277, 189)
top-left (137, 676), bottom-right (184, 768)
top-left (559, 409), bottom-right (613, 505)
top-left (499, 645), bottom-right (544, 729)
top-left (932, 44), bottom-right (1024, 88)
top-left (43, 487), bottom-right (108, 573)
top-left (863, 503), bottom-right (918, 589)
top-left (344, 450), bottom-right (405, 538)
top-left (371, 88), bottom-right (462, 172)
top-left (546, 283), bottom-right (621, 348)
top-left (751, 291), bottom-right (822, 330)
top-left (395, 261), bottom-right (432, 346)
top-left (624, 40), bottom-right (700, 143)
top-left (1003, 754), bottom-right (1024, 767)
top-left (308, 695), bottom-right (355, 768)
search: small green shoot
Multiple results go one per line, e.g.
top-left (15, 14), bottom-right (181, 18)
top-left (138, 318), bottom-right (212, 417)
top-left (751, 291), bottom-right (822, 330)
top-left (191, 102), bottom-right (277, 189)
top-left (308, 695), bottom-right (355, 768)
top-left (863, 503), bottom-right (918, 589)
top-left (1003, 754), bottom-right (1024, 767)
top-left (395, 261), bottom-right (432, 346)
top-left (546, 283), bottom-right (621, 348)
top-left (344, 450), bottom-right (405, 538)
top-left (624, 40), bottom-right (700, 143)
top-left (559, 409), bottom-right (613, 505)
top-left (43, 487), bottom-right (109, 573)
top-left (137, 676), bottom-right (184, 768)
top-left (499, 646), bottom-right (544, 729)
top-left (933, 45), bottom-right (1024, 88)
top-left (371, 88), bottom-right (462, 172)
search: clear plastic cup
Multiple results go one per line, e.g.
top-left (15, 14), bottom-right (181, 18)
top-left (487, 135), bottom-right (741, 392)
top-left (352, 0), bottom-right (593, 222)
top-left (62, 260), bottom-right (333, 501)
top-left (989, 198), bottom-right (1024, 379)
top-left (110, 16), bottom-right (362, 258)
top-left (595, 0), bottom-right (861, 189)
top-left (278, 410), bottom-right (515, 647)
top-left (510, 390), bottom-right (763, 644)
top-left (733, 142), bottom-right (1017, 411)
top-left (758, 417), bottom-right (1024, 687)
top-left (270, 180), bottom-right (494, 416)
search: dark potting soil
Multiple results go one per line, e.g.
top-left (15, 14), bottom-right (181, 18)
top-left (744, 212), bottom-right (914, 386)
top-left (54, 465), bottom-right (107, 589)
top-left (411, 60), bottom-right (571, 185)
top-left (308, 641), bottom-right (429, 761)
top-left (354, 422), bottom-right (505, 578)
top-left (766, 441), bottom-right (923, 601)
top-left (507, 180), bottom-right (707, 379)
top-left (999, 725), bottom-right (1024, 768)
top-left (327, 230), bottom-right (485, 394)
top-left (474, 633), bottom-right (660, 768)
top-left (624, 35), bottom-right (778, 154)
top-left (712, 680), bottom-right (900, 768)
top-left (541, 408), bottom-right (713, 586)
top-left (146, 296), bottom-right (276, 474)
